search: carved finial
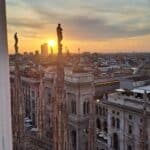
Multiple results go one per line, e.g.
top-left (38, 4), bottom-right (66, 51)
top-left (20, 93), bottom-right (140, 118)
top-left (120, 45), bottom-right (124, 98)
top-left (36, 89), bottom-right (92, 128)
top-left (14, 32), bottom-right (19, 54)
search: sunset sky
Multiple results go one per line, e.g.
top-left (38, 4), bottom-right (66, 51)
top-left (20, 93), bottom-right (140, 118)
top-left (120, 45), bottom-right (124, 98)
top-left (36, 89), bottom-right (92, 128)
top-left (7, 0), bottom-right (150, 54)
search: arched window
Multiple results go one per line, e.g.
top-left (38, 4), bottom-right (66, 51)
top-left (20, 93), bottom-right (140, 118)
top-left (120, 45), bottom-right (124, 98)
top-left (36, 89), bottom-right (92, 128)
top-left (103, 121), bottom-right (107, 133)
top-left (71, 101), bottom-right (73, 113)
top-left (83, 101), bottom-right (90, 115)
top-left (99, 106), bottom-right (102, 116)
top-left (71, 100), bottom-right (76, 114)
top-left (113, 133), bottom-right (119, 150)
top-left (87, 101), bottom-right (89, 114)
top-left (69, 93), bottom-right (76, 114)
top-left (116, 118), bottom-right (120, 129)
top-left (48, 92), bottom-right (51, 104)
top-left (32, 113), bottom-right (35, 127)
top-left (96, 118), bottom-right (101, 130)
top-left (71, 131), bottom-right (76, 150)
top-left (96, 105), bottom-right (99, 114)
top-left (74, 101), bottom-right (76, 114)
top-left (83, 102), bottom-right (86, 114)
top-left (128, 125), bottom-right (132, 135)
top-left (111, 117), bottom-right (115, 128)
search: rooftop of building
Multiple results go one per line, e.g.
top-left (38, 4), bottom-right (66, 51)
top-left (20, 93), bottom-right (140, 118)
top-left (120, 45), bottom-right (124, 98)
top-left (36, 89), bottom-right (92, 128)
top-left (127, 75), bottom-right (150, 82)
top-left (108, 85), bottom-right (150, 104)
top-left (10, 67), bottom-right (42, 80)
top-left (94, 79), bottom-right (119, 86)
top-left (65, 71), bottom-right (94, 84)
top-left (132, 85), bottom-right (150, 94)
top-left (105, 85), bottom-right (150, 113)
top-left (115, 85), bottom-right (150, 95)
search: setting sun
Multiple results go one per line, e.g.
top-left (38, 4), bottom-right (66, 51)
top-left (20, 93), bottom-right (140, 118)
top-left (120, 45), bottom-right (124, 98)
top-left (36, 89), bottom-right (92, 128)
top-left (48, 40), bottom-right (56, 48)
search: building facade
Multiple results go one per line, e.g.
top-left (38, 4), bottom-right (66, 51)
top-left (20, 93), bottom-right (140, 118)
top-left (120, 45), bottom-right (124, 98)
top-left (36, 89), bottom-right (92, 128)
top-left (65, 70), bottom-right (96, 150)
top-left (105, 86), bottom-right (150, 150)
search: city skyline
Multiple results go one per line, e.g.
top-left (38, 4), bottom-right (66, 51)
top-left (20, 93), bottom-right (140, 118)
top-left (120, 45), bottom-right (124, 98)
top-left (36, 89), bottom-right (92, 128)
top-left (7, 0), bottom-right (150, 53)
top-left (1, 0), bottom-right (150, 149)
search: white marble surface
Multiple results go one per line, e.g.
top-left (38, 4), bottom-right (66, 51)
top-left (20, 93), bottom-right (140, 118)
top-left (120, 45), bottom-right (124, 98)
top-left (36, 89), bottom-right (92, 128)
top-left (0, 0), bottom-right (13, 149)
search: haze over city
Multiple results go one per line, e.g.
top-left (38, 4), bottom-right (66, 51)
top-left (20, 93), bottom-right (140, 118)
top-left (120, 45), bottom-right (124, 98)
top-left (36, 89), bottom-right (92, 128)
top-left (7, 0), bottom-right (150, 54)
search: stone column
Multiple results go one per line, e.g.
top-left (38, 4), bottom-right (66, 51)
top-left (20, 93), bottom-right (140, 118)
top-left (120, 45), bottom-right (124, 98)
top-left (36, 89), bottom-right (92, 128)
top-left (0, 0), bottom-right (13, 149)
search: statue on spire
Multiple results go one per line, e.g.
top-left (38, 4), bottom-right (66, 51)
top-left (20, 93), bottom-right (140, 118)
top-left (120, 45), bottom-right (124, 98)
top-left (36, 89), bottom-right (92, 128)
top-left (57, 24), bottom-right (63, 54)
top-left (57, 24), bottom-right (63, 42)
top-left (14, 32), bottom-right (19, 54)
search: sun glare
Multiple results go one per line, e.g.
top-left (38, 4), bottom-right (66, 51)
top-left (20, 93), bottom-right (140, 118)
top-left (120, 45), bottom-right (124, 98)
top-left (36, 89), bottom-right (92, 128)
top-left (48, 40), bottom-right (56, 47)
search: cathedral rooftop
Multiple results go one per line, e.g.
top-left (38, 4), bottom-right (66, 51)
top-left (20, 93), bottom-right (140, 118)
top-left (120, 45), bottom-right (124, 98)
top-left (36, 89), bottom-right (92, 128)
top-left (65, 71), bottom-right (94, 84)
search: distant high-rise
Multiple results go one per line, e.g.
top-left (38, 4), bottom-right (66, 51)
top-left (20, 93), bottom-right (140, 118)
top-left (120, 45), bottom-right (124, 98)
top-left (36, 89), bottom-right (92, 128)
top-left (41, 43), bottom-right (48, 57)
top-left (0, 0), bottom-right (13, 149)
top-left (35, 50), bottom-right (39, 55)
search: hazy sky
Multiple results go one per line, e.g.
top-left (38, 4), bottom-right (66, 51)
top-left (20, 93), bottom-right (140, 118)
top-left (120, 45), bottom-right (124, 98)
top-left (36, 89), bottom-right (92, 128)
top-left (6, 0), bottom-right (150, 53)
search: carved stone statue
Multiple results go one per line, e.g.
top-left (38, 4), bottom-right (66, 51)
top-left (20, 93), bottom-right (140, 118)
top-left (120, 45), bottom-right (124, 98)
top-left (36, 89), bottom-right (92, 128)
top-left (57, 24), bottom-right (63, 42)
top-left (14, 32), bottom-right (19, 54)
top-left (57, 24), bottom-right (63, 54)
